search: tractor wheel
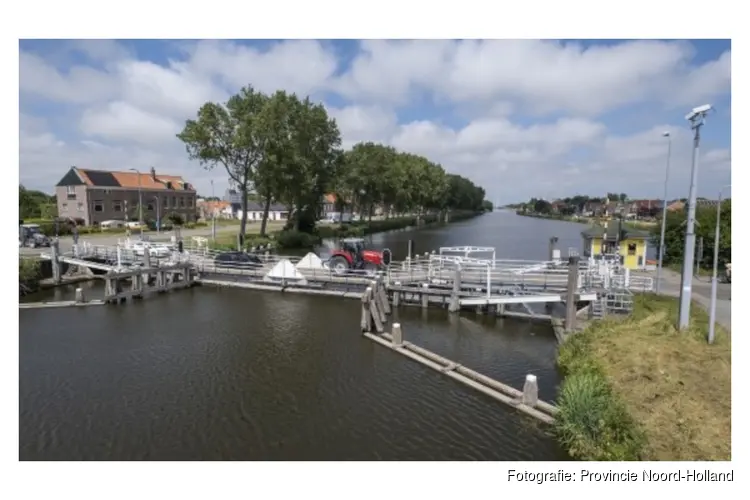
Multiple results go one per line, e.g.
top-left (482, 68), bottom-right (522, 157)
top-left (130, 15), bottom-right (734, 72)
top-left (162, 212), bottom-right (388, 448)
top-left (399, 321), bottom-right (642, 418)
top-left (329, 255), bottom-right (351, 274)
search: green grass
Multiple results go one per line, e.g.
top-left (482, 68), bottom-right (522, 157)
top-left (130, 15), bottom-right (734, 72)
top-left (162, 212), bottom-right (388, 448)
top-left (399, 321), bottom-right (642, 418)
top-left (555, 294), bottom-right (731, 461)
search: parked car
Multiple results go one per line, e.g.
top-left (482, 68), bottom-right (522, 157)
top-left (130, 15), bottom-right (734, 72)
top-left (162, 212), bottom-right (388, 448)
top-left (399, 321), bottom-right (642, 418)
top-left (131, 241), bottom-right (171, 258)
top-left (213, 251), bottom-right (264, 270)
top-left (19, 224), bottom-right (51, 248)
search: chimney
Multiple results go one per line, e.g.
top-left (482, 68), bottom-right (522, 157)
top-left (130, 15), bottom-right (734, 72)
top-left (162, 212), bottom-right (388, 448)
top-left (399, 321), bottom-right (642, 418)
top-left (150, 167), bottom-right (156, 181)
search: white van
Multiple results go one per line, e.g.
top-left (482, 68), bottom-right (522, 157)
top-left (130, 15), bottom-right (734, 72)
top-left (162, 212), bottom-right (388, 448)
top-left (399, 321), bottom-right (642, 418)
top-left (101, 220), bottom-right (126, 230)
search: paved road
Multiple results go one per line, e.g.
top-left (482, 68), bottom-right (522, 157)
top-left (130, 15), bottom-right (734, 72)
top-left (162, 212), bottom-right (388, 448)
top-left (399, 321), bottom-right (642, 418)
top-left (655, 268), bottom-right (731, 332)
top-left (19, 224), bottom-right (243, 257)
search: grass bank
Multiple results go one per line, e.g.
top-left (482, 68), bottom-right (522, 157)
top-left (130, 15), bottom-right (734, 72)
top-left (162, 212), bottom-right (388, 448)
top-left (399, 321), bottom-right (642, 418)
top-left (555, 294), bottom-right (730, 461)
top-left (19, 257), bottom-right (42, 295)
top-left (207, 211), bottom-right (484, 251)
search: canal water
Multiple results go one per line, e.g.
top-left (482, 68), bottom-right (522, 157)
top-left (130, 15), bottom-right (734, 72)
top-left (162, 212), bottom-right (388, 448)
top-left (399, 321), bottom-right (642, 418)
top-left (19, 211), bottom-right (593, 461)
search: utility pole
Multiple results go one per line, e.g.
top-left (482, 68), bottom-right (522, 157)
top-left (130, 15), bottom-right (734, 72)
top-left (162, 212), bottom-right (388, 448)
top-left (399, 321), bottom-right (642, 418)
top-left (678, 104), bottom-right (712, 330)
top-left (656, 131), bottom-right (672, 294)
top-left (211, 179), bottom-right (217, 242)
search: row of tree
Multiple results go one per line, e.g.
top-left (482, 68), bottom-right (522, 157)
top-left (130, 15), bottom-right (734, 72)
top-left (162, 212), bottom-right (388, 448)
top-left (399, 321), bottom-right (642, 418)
top-left (655, 202), bottom-right (731, 270)
top-left (177, 86), bottom-right (490, 240)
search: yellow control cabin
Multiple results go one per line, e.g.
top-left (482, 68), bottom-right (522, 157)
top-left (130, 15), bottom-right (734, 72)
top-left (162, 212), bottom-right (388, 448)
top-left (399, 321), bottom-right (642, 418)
top-left (581, 220), bottom-right (650, 270)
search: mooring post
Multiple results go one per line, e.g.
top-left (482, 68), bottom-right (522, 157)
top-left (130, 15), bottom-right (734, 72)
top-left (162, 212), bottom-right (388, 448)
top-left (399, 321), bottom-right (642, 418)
top-left (50, 239), bottom-right (61, 284)
top-left (392, 322), bottom-right (403, 346)
top-left (361, 286), bottom-right (373, 332)
top-left (449, 267), bottom-right (461, 312)
top-left (522, 374), bottom-right (539, 406)
top-left (421, 283), bottom-right (429, 309)
top-left (549, 236), bottom-right (559, 263)
top-left (75, 287), bottom-right (85, 304)
top-left (565, 255), bottom-right (580, 332)
top-left (376, 275), bottom-right (391, 315)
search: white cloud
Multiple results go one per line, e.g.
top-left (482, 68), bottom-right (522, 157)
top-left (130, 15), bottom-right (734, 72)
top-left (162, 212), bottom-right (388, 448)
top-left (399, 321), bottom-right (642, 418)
top-left (18, 39), bottom-right (731, 202)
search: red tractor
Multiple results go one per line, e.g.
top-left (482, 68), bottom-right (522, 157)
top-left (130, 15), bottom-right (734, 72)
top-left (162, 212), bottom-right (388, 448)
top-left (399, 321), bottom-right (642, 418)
top-left (328, 238), bottom-right (392, 274)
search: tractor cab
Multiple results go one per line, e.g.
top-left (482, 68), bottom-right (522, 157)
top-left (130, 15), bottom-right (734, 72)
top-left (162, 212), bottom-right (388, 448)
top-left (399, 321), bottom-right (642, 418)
top-left (340, 238), bottom-right (366, 259)
top-left (328, 238), bottom-right (391, 274)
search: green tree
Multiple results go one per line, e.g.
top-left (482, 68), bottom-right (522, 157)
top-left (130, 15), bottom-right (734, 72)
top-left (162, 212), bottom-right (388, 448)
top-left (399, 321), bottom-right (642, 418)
top-left (177, 86), bottom-right (268, 241)
top-left (19, 185), bottom-right (56, 220)
top-left (653, 201), bottom-right (731, 269)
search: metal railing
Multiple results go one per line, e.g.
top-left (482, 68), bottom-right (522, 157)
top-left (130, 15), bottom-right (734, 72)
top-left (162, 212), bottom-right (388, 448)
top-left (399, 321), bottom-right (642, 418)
top-left (61, 242), bottom-right (654, 294)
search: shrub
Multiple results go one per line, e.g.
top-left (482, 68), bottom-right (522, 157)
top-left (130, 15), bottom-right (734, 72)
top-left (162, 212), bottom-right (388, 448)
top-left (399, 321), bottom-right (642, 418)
top-left (19, 258), bottom-right (42, 289)
top-left (276, 230), bottom-right (321, 249)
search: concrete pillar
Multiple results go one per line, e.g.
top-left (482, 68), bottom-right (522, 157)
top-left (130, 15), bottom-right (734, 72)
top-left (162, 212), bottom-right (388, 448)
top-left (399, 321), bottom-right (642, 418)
top-left (143, 249), bottom-right (151, 268)
top-left (522, 374), bottom-right (539, 406)
top-left (392, 323), bottom-right (403, 346)
top-left (548, 236), bottom-right (559, 262)
top-left (116, 246), bottom-right (123, 268)
top-left (50, 240), bottom-right (61, 284)
top-left (449, 267), bottom-right (462, 313)
top-left (421, 283), bottom-right (429, 309)
top-left (75, 287), bottom-right (85, 303)
top-left (565, 255), bottom-right (581, 332)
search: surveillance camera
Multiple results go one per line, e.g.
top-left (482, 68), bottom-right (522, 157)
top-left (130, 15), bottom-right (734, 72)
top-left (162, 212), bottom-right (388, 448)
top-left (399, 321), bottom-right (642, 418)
top-left (685, 104), bottom-right (712, 121)
top-left (662, 131), bottom-right (670, 137)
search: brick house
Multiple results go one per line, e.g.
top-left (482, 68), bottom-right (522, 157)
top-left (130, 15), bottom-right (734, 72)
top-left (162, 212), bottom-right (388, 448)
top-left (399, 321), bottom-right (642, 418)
top-left (55, 166), bottom-right (198, 226)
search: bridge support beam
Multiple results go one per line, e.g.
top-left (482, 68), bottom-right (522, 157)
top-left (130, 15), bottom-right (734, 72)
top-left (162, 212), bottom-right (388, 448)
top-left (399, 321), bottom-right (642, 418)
top-left (565, 255), bottom-right (580, 332)
top-left (50, 240), bottom-right (61, 285)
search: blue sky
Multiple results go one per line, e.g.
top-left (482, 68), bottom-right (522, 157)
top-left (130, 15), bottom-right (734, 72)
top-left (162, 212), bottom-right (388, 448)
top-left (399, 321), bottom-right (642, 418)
top-left (19, 39), bottom-right (731, 203)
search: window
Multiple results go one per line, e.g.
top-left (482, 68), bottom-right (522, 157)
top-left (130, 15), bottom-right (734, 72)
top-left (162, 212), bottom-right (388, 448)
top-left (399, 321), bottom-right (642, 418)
top-left (188, 197), bottom-right (193, 208)
top-left (172, 196), bottom-right (177, 208)
top-left (94, 200), bottom-right (104, 212)
top-left (147, 203), bottom-right (154, 211)
top-left (66, 186), bottom-right (75, 195)
top-left (180, 197), bottom-right (185, 208)
top-left (77, 202), bottom-right (84, 212)
top-left (113, 201), bottom-right (123, 212)
top-left (163, 197), bottom-right (169, 208)
top-left (61, 203), bottom-right (68, 210)
top-left (627, 243), bottom-right (637, 256)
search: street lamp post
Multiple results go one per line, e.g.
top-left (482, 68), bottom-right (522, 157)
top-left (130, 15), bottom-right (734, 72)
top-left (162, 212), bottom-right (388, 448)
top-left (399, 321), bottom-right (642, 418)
top-left (708, 184), bottom-right (730, 344)
top-left (129, 168), bottom-right (143, 235)
top-left (153, 196), bottom-right (161, 236)
top-left (656, 131), bottom-right (672, 294)
top-left (678, 104), bottom-right (712, 330)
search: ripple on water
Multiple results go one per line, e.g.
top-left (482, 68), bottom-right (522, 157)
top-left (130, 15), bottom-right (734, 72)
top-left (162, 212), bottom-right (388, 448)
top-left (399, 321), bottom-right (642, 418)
top-left (20, 286), bottom-right (567, 461)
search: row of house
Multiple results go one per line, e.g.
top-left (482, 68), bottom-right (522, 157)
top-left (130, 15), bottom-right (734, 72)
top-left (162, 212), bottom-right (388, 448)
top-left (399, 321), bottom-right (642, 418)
top-left (54, 167), bottom-right (332, 226)
top-left (550, 197), bottom-right (706, 220)
top-left (196, 192), bottom-right (374, 222)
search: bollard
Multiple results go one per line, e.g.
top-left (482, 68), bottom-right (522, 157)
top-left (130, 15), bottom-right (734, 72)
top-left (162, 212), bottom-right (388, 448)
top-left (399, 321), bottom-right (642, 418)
top-left (391, 323), bottom-right (403, 346)
top-left (75, 287), bottom-right (85, 303)
top-left (448, 267), bottom-right (461, 312)
top-left (522, 374), bottom-right (539, 406)
top-left (565, 255), bottom-right (580, 332)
